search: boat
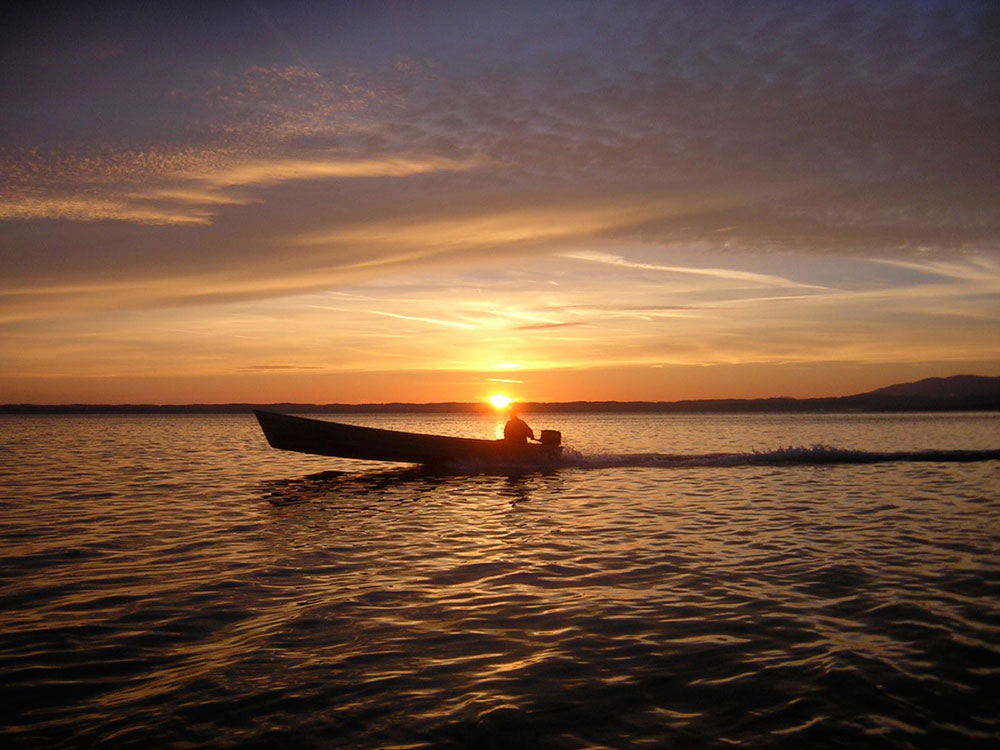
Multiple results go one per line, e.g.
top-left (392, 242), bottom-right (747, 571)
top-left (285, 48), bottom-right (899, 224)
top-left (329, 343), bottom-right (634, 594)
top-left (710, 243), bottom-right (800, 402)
top-left (254, 410), bottom-right (563, 467)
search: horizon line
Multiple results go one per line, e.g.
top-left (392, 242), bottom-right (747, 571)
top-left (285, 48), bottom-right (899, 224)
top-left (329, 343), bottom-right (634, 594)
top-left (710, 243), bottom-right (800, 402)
top-left (4, 374), bottom-right (998, 412)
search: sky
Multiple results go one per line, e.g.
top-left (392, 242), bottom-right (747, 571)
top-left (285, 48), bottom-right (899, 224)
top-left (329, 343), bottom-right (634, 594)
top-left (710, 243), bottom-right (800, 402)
top-left (1, 0), bottom-right (998, 404)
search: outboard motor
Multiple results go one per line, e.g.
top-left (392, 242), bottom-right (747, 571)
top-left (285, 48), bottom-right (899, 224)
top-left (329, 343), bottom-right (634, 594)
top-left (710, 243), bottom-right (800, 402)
top-left (539, 429), bottom-right (562, 447)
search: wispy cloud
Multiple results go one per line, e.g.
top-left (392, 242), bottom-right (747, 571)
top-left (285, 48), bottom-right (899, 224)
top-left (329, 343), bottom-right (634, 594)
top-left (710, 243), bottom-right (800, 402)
top-left (513, 320), bottom-right (584, 331)
top-left (193, 155), bottom-right (483, 189)
top-left (293, 202), bottom-right (658, 249)
top-left (0, 195), bottom-right (215, 225)
top-left (0, 150), bottom-right (483, 225)
top-left (561, 251), bottom-right (825, 290)
top-left (872, 256), bottom-right (1000, 285)
top-left (365, 310), bottom-right (477, 330)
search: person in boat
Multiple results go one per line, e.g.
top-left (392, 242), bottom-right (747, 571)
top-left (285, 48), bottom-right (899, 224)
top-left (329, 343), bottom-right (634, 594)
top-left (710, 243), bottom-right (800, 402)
top-left (503, 407), bottom-right (534, 445)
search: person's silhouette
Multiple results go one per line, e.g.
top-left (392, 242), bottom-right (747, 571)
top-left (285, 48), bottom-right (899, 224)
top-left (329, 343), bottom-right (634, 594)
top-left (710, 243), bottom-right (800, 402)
top-left (503, 407), bottom-right (534, 445)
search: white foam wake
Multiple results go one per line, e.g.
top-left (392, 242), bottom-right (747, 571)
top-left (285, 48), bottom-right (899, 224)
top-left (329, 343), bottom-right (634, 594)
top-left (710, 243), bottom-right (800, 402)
top-left (561, 445), bottom-right (1000, 469)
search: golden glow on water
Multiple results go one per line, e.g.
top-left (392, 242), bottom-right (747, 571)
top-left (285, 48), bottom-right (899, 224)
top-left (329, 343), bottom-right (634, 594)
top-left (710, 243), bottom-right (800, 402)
top-left (1, 413), bottom-right (998, 747)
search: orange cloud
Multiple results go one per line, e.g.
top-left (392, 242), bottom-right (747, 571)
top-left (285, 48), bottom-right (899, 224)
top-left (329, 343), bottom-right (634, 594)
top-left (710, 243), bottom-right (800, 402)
top-left (0, 150), bottom-right (484, 225)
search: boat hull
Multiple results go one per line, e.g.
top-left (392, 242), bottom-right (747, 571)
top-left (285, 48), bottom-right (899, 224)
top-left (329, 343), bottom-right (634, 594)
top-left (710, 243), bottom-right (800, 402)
top-left (254, 410), bottom-right (563, 466)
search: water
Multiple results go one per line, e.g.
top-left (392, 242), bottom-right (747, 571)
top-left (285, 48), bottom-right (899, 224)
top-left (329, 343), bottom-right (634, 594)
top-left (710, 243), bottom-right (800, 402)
top-left (2, 412), bottom-right (998, 748)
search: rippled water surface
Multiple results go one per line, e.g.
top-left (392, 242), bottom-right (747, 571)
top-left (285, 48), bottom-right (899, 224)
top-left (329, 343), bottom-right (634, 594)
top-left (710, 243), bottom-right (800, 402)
top-left (2, 412), bottom-right (999, 748)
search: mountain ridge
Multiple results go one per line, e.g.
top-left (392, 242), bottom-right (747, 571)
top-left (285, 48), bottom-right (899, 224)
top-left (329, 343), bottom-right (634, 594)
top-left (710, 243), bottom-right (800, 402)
top-left (865, 374), bottom-right (999, 399)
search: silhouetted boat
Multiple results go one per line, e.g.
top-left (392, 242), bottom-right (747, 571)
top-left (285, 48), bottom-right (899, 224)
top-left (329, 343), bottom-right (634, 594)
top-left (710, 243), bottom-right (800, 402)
top-left (254, 410), bottom-right (563, 466)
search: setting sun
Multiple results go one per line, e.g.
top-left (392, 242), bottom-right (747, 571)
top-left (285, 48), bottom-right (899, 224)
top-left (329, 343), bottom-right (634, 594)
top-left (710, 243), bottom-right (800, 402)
top-left (488, 394), bottom-right (513, 410)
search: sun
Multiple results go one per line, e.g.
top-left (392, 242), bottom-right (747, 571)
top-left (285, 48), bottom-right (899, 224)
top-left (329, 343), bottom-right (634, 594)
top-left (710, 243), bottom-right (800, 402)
top-left (488, 394), bottom-right (513, 410)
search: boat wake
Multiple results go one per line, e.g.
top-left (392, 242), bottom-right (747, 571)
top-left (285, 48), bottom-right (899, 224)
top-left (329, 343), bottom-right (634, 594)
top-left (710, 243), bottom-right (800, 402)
top-left (561, 445), bottom-right (1000, 470)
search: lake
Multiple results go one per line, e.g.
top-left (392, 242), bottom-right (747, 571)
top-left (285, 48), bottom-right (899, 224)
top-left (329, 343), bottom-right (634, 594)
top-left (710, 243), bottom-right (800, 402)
top-left (1, 412), bottom-right (998, 748)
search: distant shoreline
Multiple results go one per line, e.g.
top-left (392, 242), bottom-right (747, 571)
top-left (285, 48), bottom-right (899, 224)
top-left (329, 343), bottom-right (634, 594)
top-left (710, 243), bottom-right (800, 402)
top-left (3, 375), bottom-right (998, 415)
top-left (3, 400), bottom-right (998, 416)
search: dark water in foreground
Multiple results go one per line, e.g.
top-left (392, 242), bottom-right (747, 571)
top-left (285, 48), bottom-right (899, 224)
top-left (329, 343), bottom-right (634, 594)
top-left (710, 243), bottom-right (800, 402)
top-left (2, 412), bottom-right (999, 748)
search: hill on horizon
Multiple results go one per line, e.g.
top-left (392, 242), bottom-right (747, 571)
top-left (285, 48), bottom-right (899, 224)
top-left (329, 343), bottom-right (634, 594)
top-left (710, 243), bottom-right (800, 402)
top-left (864, 374), bottom-right (1000, 400)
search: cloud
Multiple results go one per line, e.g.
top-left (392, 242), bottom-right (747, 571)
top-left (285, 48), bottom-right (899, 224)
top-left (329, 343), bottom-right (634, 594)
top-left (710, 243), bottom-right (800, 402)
top-left (872, 256), bottom-right (1000, 285)
top-left (193, 155), bottom-right (481, 188)
top-left (560, 251), bottom-right (825, 289)
top-left (0, 194), bottom-right (215, 225)
top-left (513, 321), bottom-right (585, 331)
top-left (293, 201), bottom-right (662, 250)
top-left (364, 310), bottom-right (477, 330)
top-left (0, 147), bottom-right (484, 225)
top-left (0, 0), bottom-right (997, 388)
top-left (4, 1), bottom-right (997, 247)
